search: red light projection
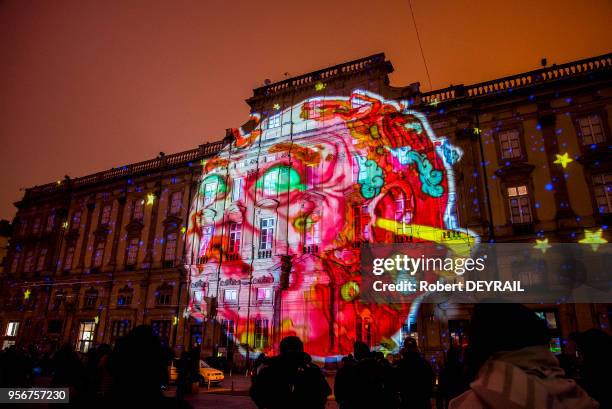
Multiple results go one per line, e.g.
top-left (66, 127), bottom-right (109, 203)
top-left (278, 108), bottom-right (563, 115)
top-left (185, 90), bottom-right (476, 360)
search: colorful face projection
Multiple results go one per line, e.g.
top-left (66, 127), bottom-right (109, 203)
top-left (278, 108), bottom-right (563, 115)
top-left (186, 90), bottom-right (477, 360)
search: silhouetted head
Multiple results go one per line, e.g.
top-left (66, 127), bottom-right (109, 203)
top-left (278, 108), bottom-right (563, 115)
top-left (109, 325), bottom-right (165, 398)
top-left (466, 303), bottom-right (549, 375)
top-left (575, 328), bottom-right (612, 361)
top-left (446, 346), bottom-right (461, 365)
top-left (279, 336), bottom-right (304, 355)
top-left (97, 344), bottom-right (111, 356)
top-left (353, 341), bottom-right (370, 361)
top-left (403, 337), bottom-right (418, 351)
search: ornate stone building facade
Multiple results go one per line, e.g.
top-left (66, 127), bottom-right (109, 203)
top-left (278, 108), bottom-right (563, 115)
top-left (1, 53), bottom-right (610, 367)
top-left (0, 143), bottom-right (224, 352)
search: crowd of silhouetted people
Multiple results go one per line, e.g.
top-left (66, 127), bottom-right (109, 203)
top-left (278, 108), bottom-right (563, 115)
top-left (0, 325), bottom-right (190, 408)
top-left (1, 302), bottom-right (611, 409)
top-left (249, 303), bottom-right (611, 409)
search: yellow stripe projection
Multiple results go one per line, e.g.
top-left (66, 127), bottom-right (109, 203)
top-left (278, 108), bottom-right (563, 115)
top-left (375, 218), bottom-right (478, 257)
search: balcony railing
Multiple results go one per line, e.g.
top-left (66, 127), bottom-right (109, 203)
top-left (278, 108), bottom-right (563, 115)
top-left (421, 53), bottom-right (612, 105)
top-left (22, 140), bottom-right (227, 200)
top-left (303, 244), bottom-right (319, 254)
top-left (251, 53), bottom-right (390, 98)
top-left (258, 249), bottom-right (272, 259)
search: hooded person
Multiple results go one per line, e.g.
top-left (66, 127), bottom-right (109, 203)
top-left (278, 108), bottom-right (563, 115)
top-left (450, 303), bottom-right (599, 409)
top-left (249, 336), bottom-right (330, 409)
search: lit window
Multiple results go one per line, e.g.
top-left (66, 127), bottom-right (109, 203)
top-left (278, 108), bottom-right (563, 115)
top-left (151, 320), bottom-right (171, 343)
top-left (257, 287), bottom-right (272, 301)
top-left (499, 129), bottom-right (522, 159)
top-left (117, 287), bottom-right (133, 306)
top-left (63, 246), bottom-right (75, 271)
top-left (254, 319), bottom-right (269, 349)
top-left (507, 185), bottom-right (532, 224)
top-left (352, 155), bottom-right (368, 183)
top-left (111, 320), bottom-right (131, 341)
top-left (76, 321), bottom-right (96, 353)
top-left (578, 114), bottom-right (605, 145)
top-left (352, 90), bottom-right (368, 109)
top-left (307, 100), bottom-right (323, 119)
top-left (268, 113), bottom-right (281, 129)
top-left (353, 205), bottom-right (370, 241)
top-left (169, 191), bottom-right (182, 215)
top-left (305, 212), bottom-right (321, 245)
top-left (259, 218), bottom-right (275, 251)
top-left (71, 211), bottom-right (82, 229)
top-left (92, 241), bottom-right (105, 268)
top-left (221, 320), bottom-right (235, 346)
top-left (224, 289), bottom-right (238, 303)
top-left (155, 284), bottom-right (173, 305)
top-left (263, 169), bottom-right (279, 196)
top-left (84, 289), bottom-right (98, 309)
top-left (126, 238), bottom-right (139, 265)
top-left (46, 214), bottom-right (55, 232)
top-left (133, 199), bottom-right (144, 221)
top-left (203, 181), bottom-right (218, 206)
top-left (535, 311), bottom-right (561, 354)
top-left (23, 251), bottom-right (34, 273)
top-left (164, 233), bottom-right (178, 261)
top-left (36, 248), bottom-right (48, 272)
top-left (5, 321), bottom-right (19, 337)
top-left (306, 165), bottom-right (317, 188)
top-left (32, 218), bottom-right (41, 235)
top-left (228, 223), bottom-right (241, 254)
top-left (395, 195), bottom-right (414, 238)
top-left (592, 173), bottom-right (612, 214)
top-left (232, 177), bottom-right (244, 202)
top-left (201, 225), bottom-right (214, 255)
top-left (100, 205), bottom-right (112, 225)
top-left (52, 291), bottom-right (65, 311)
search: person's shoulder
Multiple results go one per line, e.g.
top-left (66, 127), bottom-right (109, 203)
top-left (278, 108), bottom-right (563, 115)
top-left (304, 361), bottom-right (324, 374)
top-left (448, 390), bottom-right (484, 409)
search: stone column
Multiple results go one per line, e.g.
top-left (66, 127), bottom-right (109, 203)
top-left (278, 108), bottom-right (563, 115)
top-left (537, 110), bottom-right (576, 224)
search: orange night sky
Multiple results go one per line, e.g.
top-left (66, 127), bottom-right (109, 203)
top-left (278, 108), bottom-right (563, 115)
top-left (1, 0), bottom-right (611, 219)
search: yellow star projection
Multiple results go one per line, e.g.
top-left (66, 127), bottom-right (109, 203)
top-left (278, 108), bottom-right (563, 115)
top-left (146, 193), bottom-right (156, 205)
top-left (534, 238), bottom-right (552, 254)
top-left (553, 152), bottom-right (573, 168)
top-left (578, 228), bottom-right (607, 251)
top-left (273, 103), bottom-right (281, 110)
top-left (473, 127), bottom-right (482, 135)
top-left (428, 98), bottom-right (439, 107)
top-left (23, 289), bottom-right (31, 300)
top-left (314, 81), bottom-right (326, 91)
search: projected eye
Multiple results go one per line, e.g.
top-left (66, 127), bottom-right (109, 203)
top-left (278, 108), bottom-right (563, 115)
top-left (200, 174), bottom-right (226, 204)
top-left (257, 165), bottom-right (305, 195)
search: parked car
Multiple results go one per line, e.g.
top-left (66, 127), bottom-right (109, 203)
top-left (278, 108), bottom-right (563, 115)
top-left (198, 360), bottom-right (224, 384)
top-left (168, 359), bottom-right (224, 385)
